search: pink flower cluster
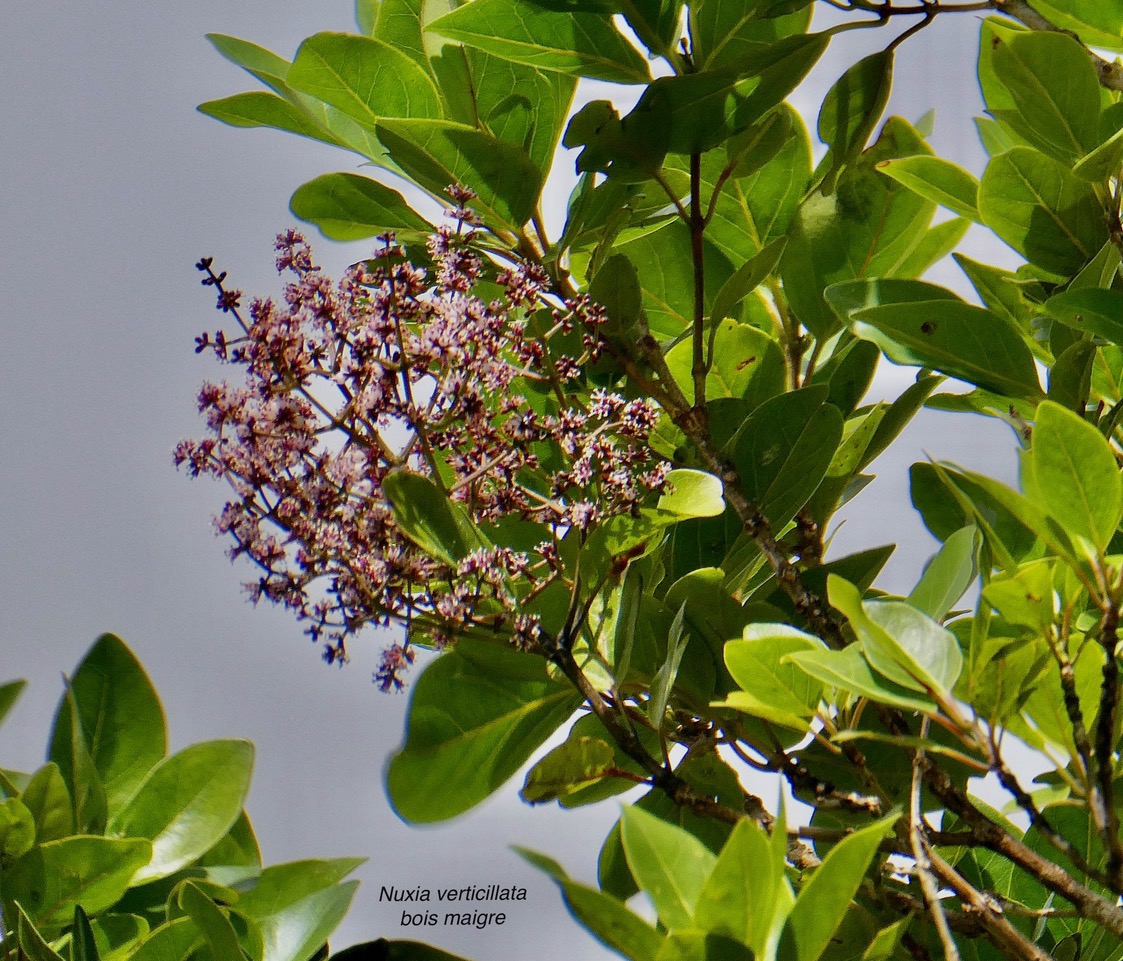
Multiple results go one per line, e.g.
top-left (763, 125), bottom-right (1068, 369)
top-left (178, 208), bottom-right (669, 689)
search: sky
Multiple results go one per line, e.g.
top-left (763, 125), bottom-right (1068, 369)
top-left (1, 2), bottom-right (1018, 958)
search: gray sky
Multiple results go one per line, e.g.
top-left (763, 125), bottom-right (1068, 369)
top-left (1, 3), bottom-right (1016, 957)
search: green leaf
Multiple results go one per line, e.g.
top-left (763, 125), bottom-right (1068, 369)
top-left (989, 29), bottom-right (1101, 162)
top-left (376, 119), bottom-right (543, 229)
top-left (388, 640), bottom-right (580, 821)
top-left (731, 387), bottom-right (843, 528)
top-left (830, 575), bottom-right (963, 695)
top-left (876, 155), bottom-right (980, 221)
top-left (329, 941), bottom-right (476, 961)
top-left (519, 848), bottom-right (664, 961)
top-left (709, 237), bottom-right (787, 327)
top-left (1032, 399), bottom-right (1123, 550)
top-left (818, 50), bottom-right (893, 186)
top-left (54, 684), bottom-right (108, 835)
top-left (178, 881), bottom-right (245, 960)
top-left (1026, 0), bottom-right (1123, 51)
top-left (198, 92), bottom-right (342, 145)
top-left (620, 805), bottom-right (717, 929)
top-left (520, 737), bottom-right (616, 804)
top-left (110, 739), bottom-right (254, 883)
top-left (669, 321), bottom-right (786, 406)
top-left (783, 815), bottom-right (899, 961)
top-left (0, 796), bottom-right (35, 862)
top-left (428, 0), bottom-right (650, 83)
top-left (290, 173), bottom-right (432, 242)
top-left (127, 917), bottom-right (202, 961)
top-left (633, 35), bottom-right (826, 154)
top-left (1, 836), bottom-right (152, 933)
top-left (655, 931), bottom-right (756, 961)
top-left (0, 678), bottom-right (26, 730)
top-left (589, 253), bottom-right (644, 339)
top-left (1044, 287), bottom-right (1123, 344)
top-left (19, 763), bottom-right (73, 844)
top-left (850, 299), bottom-right (1042, 400)
top-left (72, 905), bottom-right (102, 961)
top-left (382, 472), bottom-right (489, 565)
top-left (14, 902), bottom-right (66, 961)
top-left (692, 0), bottom-right (812, 71)
top-left (1048, 338), bottom-right (1096, 412)
top-left (658, 470), bottom-right (726, 519)
top-left (694, 818), bottom-right (777, 952)
top-left (50, 634), bottom-right (166, 818)
top-left (785, 643), bottom-right (937, 714)
top-left (907, 525), bottom-right (980, 621)
top-left (287, 32), bottom-right (442, 127)
top-left (978, 146), bottom-right (1108, 277)
top-left (1073, 124), bottom-right (1123, 182)
top-left (237, 860), bottom-right (363, 961)
top-left (781, 118), bottom-right (937, 337)
top-left (720, 624), bottom-right (826, 730)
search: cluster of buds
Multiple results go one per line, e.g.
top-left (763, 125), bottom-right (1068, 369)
top-left (177, 199), bottom-right (669, 689)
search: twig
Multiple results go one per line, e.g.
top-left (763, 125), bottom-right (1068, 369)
top-left (910, 718), bottom-right (961, 961)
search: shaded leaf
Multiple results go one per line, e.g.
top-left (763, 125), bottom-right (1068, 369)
top-left (290, 173), bottom-right (433, 242)
top-left (387, 640), bottom-right (581, 821)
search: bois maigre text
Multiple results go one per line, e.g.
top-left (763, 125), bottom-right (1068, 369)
top-left (381, 883), bottom-right (529, 931)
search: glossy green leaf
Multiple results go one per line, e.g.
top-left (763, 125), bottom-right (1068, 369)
top-left (0, 796), bottom-right (35, 862)
top-left (1026, 0), bottom-right (1123, 50)
top-left (614, 220), bottom-right (733, 338)
top-left (71, 905), bottom-right (101, 961)
top-left (658, 470), bottom-right (726, 519)
top-left (720, 624), bottom-right (826, 730)
top-left (694, 818), bottom-right (777, 952)
top-left (178, 882), bottom-right (243, 960)
top-left (196, 809), bottom-right (261, 868)
top-left (731, 387), bottom-right (843, 527)
top-left (383, 471), bottom-right (489, 565)
top-left (198, 91), bottom-right (340, 144)
top-left (620, 805), bottom-right (716, 929)
top-left (50, 634), bottom-right (165, 818)
top-left (428, 0), bottom-right (650, 83)
top-left (783, 815), bottom-right (899, 961)
top-left (990, 30), bottom-right (1101, 162)
top-left (876, 155), bottom-right (980, 221)
top-left (1, 836), bottom-right (152, 932)
top-left (818, 51), bottom-right (893, 184)
top-left (14, 903), bottom-right (66, 961)
top-left (634, 35), bottom-right (826, 154)
top-left (978, 146), bottom-right (1107, 277)
top-left (237, 860), bottom-right (362, 961)
top-left (1048, 338), bottom-right (1096, 412)
top-left (831, 575), bottom-right (963, 694)
top-left (520, 737), bottom-right (616, 804)
top-left (908, 525), bottom-right (980, 621)
top-left (110, 739), bottom-right (254, 883)
top-left (1073, 124), bottom-right (1123, 182)
top-left (692, 0), bottom-right (812, 70)
top-left (1032, 399), bottom-right (1123, 550)
top-left (668, 320), bottom-right (784, 408)
top-left (781, 118), bottom-right (937, 337)
top-left (655, 931), bottom-right (756, 961)
top-left (709, 237), bottom-right (787, 326)
top-left (19, 763), bottom-right (72, 845)
top-left (54, 684), bottom-right (108, 835)
top-left (376, 119), bottom-right (542, 229)
top-left (290, 173), bottom-right (432, 242)
top-left (388, 640), bottom-right (580, 821)
top-left (785, 640), bottom-right (937, 714)
top-left (851, 299), bottom-right (1042, 399)
top-left (519, 848), bottom-right (664, 961)
top-left (0, 678), bottom-right (26, 731)
top-left (127, 917), bottom-right (202, 961)
top-left (1044, 287), bottom-right (1123, 344)
top-left (287, 32), bottom-right (442, 126)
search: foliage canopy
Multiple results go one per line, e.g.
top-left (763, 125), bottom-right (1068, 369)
top-left (186, 0), bottom-right (1123, 959)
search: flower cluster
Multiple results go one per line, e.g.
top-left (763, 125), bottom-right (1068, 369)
top-left (177, 204), bottom-right (669, 689)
